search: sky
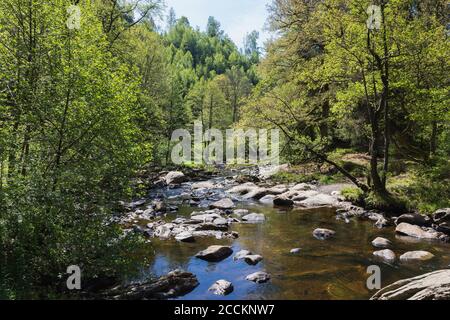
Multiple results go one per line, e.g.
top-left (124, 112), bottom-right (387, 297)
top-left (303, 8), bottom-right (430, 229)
top-left (160, 0), bottom-right (272, 50)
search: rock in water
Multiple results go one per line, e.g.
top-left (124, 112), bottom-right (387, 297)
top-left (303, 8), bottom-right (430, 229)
top-left (373, 249), bottom-right (396, 263)
top-left (109, 270), bottom-right (199, 300)
top-left (395, 213), bottom-right (431, 227)
top-left (433, 208), bottom-right (450, 224)
top-left (195, 245), bottom-right (233, 262)
top-left (233, 209), bottom-right (249, 216)
top-left (371, 237), bottom-right (392, 248)
top-left (242, 213), bottom-right (265, 223)
top-left (209, 280), bottom-right (234, 295)
top-left (259, 195), bottom-right (275, 205)
top-left (298, 194), bottom-right (338, 207)
top-left (175, 231), bottom-right (195, 243)
top-left (371, 270), bottom-right (450, 300)
top-left (191, 181), bottom-right (215, 189)
top-left (273, 196), bottom-right (294, 207)
top-left (313, 228), bottom-right (336, 240)
top-left (244, 255), bottom-right (263, 265)
top-left (234, 250), bottom-right (252, 261)
top-left (399, 251), bottom-right (434, 262)
top-left (290, 248), bottom-right (301, 254)
top-left (210, 198), bottom-right (235, 210)
top-left (164, 171), bottom-right (186, 185)
top-left (246, 272), bottom-right (271, 284)
top-left (396, 223), bottom-right (440, 240)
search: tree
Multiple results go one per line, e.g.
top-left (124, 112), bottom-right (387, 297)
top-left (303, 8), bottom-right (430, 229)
top-left (206, 16), bottom-right (223, 38)
top-left (167, 7), bottom-right (177, 30)
top-left (243, 30), bottom-right (260, 63)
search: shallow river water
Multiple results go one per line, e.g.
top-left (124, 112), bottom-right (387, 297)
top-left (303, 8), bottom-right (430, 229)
top-left (137, 177), bottom-right (450, 300)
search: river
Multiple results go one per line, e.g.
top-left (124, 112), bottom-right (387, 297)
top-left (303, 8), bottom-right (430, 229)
top-left (131, 173), bottom-right (450, 300)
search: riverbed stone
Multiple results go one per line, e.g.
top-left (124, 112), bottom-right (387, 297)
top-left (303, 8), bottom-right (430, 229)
top-left (242, 187), bottom-right (269, 200)
top-left (372, 237), bottom-right (392, 248)
top-left (227, 183), bottom-right (257, 195)
top-left (267, 185), bottom-right (288, 195)
top-left (108, 269), bottom-right (199, 299)
top-left (433, 208), bottom-right (450, 224)
top-left (234, 250), bottom-right (252, 261)
top-left (233, 209), bottom-right (249, 216)
top-left (395, 213), bottom-right (431, 227)
top-left (290, 248), bottom-right (302, 254)
top-left (396, 223), bottom-right (440, 240)
top-left (246, 271), bottom-right (271, 283)
top-left (213, 217), bottom-right (229, 226)
top-left (209, 280), bottom-right (234, 295)
top-left (191, 181), bottom-right (215, 190)
top-left (242, 213), bottom-right (265, 223)
top-left (155, 224), bottom-right (173, 239)
top-left (298, 194), bottom-right (338, 207)
top-left (210, 198), bottom-right (235, 210)
top-left (259, 195), bottom-right (275, 205)
top-left (291, 190), bottom-right (320, 201)
top-left (195, 245), bottom-right (233, 262)
top-left (273, 196), bottom-right (294, 207)
top-left (164, 171), bottom-right (186, 185)
top-left (400, 250), bottom-right (434, 262)
top-left (292, 183), bottom-right (315, 191)
top-left (371, 270), bottom-right (450, 300)
top-left (313, 228), bottom-right (336, 240)
top-left (191, 213), bottom-right (222, 223)
top-left (244, 255), bottom-right (263, 265)
top-left (373, 249), bottom-right (396, 263)
top-left (175, 231), bottom-right (195, 242)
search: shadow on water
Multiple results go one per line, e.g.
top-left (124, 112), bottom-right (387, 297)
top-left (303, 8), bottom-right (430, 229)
top-left (138, 180), bottom-right (450, 300)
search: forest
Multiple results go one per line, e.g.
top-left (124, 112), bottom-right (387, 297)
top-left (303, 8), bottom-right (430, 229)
top-left (0, 0), bottom-right (449, 300)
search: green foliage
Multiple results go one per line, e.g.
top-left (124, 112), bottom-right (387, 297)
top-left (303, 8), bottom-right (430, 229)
top-left (341, 187), bottom-right (365, 205)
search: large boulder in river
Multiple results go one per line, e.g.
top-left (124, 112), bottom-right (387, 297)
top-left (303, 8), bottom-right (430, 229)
top-left (195, 245), bottom-right (233, 262)
top-left (396, 223), bottom-right (440, 240)
top-left (109, 270), bottom-right (199, 300)
top-left (371, 270), bottom-right (450, 300)
top-left (298, 194), bottom-right (338, 207)
top-left (399, 251), bottom-right (434, 262)
top-left (210, 198), bottom-right (235, 210)
top-left (164, 171), bottom-right (186, 185)
top-left (433, 208), bottom-right (450, 224)
top-left (432, 208), bottom-right (450, 235)
top-left (395, 213), bottom-right (431, 227)
top-left (313, 228), bottom-right (336, 240)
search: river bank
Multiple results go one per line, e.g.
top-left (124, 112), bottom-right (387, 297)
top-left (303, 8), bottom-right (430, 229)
top-left (104, 166), bottom-right (450, 300)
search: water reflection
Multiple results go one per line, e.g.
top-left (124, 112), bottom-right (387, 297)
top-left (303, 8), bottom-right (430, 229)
top-left (145, 200), bottom-right (450, 300)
